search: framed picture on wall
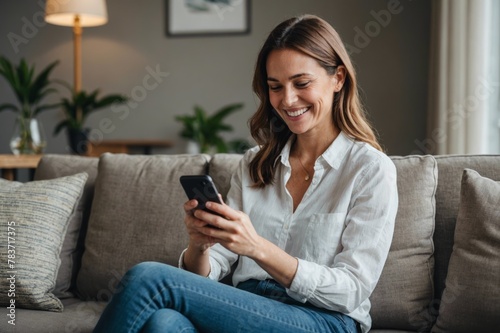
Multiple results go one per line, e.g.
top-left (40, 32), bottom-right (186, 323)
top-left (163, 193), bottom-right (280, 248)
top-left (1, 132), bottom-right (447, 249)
top-left (166, 0), bottom-right (251, 37)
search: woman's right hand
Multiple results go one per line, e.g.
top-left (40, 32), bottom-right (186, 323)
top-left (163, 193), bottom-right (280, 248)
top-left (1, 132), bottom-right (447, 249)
top-left (182, 199), bottom-right (213, 276)
top-left (183, 199), bottom-right (215, 252)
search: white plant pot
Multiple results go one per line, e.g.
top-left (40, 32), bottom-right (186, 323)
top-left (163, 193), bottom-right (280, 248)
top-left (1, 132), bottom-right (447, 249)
top-left (186, 141), bottom-right (200, 154)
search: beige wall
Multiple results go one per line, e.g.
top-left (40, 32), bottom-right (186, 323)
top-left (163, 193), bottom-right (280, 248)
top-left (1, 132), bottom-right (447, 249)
top-left (0, 0), bottom-right (431, 155)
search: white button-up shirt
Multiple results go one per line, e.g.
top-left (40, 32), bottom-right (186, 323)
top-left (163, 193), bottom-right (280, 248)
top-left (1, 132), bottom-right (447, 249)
top-left (192, 131), bottom-right (398, 333)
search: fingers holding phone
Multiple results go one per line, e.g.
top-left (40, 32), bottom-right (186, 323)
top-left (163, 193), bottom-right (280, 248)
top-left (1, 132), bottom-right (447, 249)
top-left (180, 175), bottom-right (225, 248)
top-left (183, 198), bottom-right (215, 250)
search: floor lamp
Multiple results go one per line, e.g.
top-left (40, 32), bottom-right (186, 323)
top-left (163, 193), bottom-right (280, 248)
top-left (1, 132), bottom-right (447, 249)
top-left (45, 0), bottom-right (108, 124)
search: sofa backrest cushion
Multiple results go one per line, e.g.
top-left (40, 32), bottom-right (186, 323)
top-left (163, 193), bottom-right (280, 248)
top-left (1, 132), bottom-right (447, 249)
top-left (433, 155), bottom-right (500, 300)
top-left (34, 154), bottom-right (99, 299)
top-left (208, 153), bottom-right (243, 199)
top-left (370, 155), bottom-right (438, 332)
top-left (433, 169), bottom-right (500, 332)
top-left (76, 153), bottom-right (210, 301)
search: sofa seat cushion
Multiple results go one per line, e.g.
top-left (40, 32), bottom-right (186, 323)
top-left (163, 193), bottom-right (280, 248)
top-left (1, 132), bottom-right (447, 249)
top-left (0, 298), bottom-right (105, 333)
top-left (77, 153), bottom-right (210, 301)
top-left (370, 156), bottom-right (437, 332)
top-left (0, 173), bottom-right (88, 312)
top-left (433, 169), bottom-right (500, 333)
top-left (34, 155), bottom-right (99, 299)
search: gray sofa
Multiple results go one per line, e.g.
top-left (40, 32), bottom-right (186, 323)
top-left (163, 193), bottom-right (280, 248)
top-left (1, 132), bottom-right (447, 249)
top-left (1, 153), bottom-right (499, 333)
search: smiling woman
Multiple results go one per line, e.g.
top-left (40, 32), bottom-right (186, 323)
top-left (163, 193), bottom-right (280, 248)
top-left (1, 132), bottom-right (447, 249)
top-left (249, 15), bottom-right (382, 187)
top-left (266, 49), bottom-right (341, 142)
top-left (93, 14), bottom-right (398, 333)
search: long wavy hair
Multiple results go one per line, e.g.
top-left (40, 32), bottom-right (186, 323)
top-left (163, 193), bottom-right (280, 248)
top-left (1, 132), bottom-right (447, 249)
top-left (248, 14), bottom-right (382, 187)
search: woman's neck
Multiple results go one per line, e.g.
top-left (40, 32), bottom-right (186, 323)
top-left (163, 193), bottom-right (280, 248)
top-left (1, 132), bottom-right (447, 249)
top-left (291, 128), bottom-right (340, 163)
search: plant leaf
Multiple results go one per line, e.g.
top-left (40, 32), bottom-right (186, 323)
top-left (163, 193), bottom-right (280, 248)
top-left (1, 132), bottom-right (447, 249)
top-left (93, 94), bottom-right (128, 110)
top-left (174, 103), bottom-right (244, 150)
top-left (210, 103), bottom-right (243, 124)
top-left (29, 60), bottom-right (59, 105)
top-left (34, 102), bottom-right (61, 116)
top-left (53, 119), bottom-right (71, 135)
top-left (54, 86), bottom-right (127, 132)
top-left (0, 103), bottom-right (19, 113)
top-left (213, 136), bottom-right (228, 153)
top-left (0, 57), bottom-right (59, 117)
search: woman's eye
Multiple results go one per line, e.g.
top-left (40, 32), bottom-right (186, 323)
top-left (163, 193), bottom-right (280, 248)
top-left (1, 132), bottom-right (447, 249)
top-left (295, 81), bottom-right (310, 88)
top-left (269, 85), bottom-right (282, 91)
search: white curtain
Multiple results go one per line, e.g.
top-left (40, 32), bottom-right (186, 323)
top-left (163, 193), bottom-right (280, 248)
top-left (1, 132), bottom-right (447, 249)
top-left (427, 0), bottom-right (500, 154)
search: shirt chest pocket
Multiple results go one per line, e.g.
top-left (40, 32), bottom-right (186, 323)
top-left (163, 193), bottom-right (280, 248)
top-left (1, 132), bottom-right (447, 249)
top-left (303, 213), bottom-right (346, 265)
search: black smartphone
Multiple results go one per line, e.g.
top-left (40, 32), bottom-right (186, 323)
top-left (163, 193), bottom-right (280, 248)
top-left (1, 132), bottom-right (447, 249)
top-left (179, 175), bottom-right (223, 213)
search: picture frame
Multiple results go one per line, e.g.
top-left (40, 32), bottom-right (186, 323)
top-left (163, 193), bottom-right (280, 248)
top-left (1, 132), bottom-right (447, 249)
top-left (166, 0), bottom-right (251, 37)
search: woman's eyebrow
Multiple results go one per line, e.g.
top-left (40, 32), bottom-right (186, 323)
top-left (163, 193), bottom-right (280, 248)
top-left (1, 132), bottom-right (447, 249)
top-left (267, 73), bottom-right (312, 81)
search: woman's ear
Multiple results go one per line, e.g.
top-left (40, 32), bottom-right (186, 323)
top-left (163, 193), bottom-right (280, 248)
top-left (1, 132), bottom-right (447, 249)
top-left (333, 65), bottom-right (346, 92)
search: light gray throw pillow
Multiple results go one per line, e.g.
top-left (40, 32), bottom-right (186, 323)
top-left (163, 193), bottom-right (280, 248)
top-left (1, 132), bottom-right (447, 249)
top-left (34, 155), bottom-right (98, 299)
top-left (433, 169), bottom-right (500, 332)
top-left (0, 173), bottom-right (88, 312)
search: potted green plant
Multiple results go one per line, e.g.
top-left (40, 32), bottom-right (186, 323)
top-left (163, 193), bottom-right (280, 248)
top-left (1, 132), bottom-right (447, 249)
top-left (0, 56), bottom-right (59, 154)
top-left (53, 81), bottom-right (128, 155)
top-left (175, 103), bottom-right (244, 154)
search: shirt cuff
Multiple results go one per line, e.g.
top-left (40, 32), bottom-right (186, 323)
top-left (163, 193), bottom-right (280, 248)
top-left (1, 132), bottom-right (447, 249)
top-left (286, 258), bottom-right (319, 303)
top-left (178, 248), bottom-right (217, 279)
top-left (207, 256), bottom-right (221, 280)
top-left (178, 248), bottom-right (189, 269)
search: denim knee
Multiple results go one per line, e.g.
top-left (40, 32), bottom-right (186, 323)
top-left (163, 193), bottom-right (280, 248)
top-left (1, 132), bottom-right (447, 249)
top-left (117, 261), bottom-right (173, 291)
top-left (128, 261), bottom-right (165, 274)
top-left (126, 261), bottom-right (177, 279)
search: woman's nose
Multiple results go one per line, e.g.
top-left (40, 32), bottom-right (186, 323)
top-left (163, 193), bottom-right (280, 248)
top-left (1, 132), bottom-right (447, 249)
top-left (282, 87), bottom-right (298, 107)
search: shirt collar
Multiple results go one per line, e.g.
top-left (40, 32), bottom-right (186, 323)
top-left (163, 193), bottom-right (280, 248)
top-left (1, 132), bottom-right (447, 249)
top-left (276, 135), bottom-right (294, 167)
top-left (277, 131), bottom-right (354, 170)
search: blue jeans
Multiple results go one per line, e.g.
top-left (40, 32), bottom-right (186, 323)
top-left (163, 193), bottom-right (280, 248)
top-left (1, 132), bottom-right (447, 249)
top-left (93, 262), bottom-right (359, 333)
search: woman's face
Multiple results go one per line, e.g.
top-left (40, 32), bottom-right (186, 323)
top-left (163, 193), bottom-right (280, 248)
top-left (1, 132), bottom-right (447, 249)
top-left (266, 48), bottom-right (344, 137)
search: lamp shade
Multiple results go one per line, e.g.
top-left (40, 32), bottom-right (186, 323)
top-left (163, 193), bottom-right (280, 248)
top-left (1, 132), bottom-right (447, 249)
top-left (45, 0), bottom-right (108, 27)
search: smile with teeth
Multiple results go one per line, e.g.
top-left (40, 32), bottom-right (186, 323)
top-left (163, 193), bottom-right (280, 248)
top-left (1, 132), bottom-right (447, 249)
top-left (285, 107), bottom-right (310, 117)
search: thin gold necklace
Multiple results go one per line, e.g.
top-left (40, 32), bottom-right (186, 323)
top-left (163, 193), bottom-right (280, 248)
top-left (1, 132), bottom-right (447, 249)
top-left (296, 156), bottom-right (311, 181)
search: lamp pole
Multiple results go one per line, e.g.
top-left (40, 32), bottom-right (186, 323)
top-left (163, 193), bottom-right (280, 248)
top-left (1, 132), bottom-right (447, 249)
top-left (73, 15), bottom-right (82, 124)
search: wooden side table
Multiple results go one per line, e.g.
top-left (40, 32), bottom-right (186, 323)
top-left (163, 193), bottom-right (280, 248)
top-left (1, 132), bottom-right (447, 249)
top-left (86, 139), bottom-right (174, 157)
top-left (0, 154), bottom-right (43, 181)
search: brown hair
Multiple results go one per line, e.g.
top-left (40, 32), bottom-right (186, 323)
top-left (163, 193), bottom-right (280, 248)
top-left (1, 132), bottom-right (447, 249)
top-left (248, 14), bottom-right (382, 187)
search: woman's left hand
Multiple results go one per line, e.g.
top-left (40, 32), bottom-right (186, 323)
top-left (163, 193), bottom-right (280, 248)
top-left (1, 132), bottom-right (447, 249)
top-left (196, 201), bottom-right (299, 288)
top-left (193, 201), bottom-right (263, 259)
